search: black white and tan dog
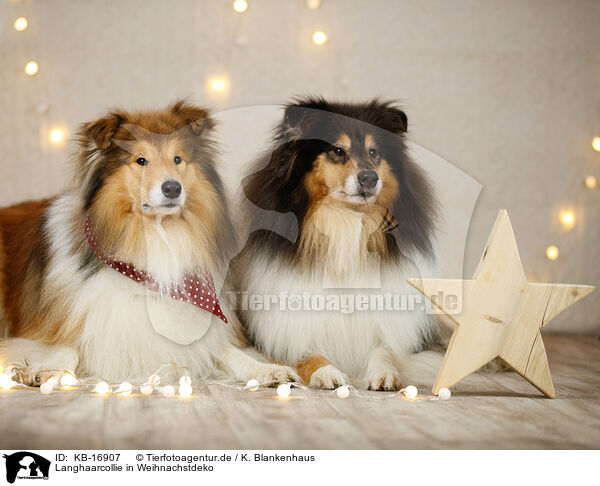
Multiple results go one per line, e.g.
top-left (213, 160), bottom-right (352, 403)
top-left (0, 101), bottom-right (297, 385)
top-left (235, 97), bottom-right (440, 390)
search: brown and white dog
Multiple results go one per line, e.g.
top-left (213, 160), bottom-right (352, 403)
top-left (235, 97), bottom-right (440, 390)
top-left (0, 101), bottom-right (297, 385)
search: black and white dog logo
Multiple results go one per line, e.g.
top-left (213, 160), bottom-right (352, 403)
top-left (3, 452), bottom-right (50, 483)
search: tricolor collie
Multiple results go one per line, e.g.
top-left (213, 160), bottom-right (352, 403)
top-left (235, 98), bottom-right (439, 390)
top-left (0, 101), bottom-right (296, 385)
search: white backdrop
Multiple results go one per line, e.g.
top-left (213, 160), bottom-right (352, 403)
top-left (1, 0), bottom-right (598, 331)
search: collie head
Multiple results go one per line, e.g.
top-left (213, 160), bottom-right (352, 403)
top-left (74, 100), bottom-right (234, 282)
top-left (243, 97), bottom-right (438, 261)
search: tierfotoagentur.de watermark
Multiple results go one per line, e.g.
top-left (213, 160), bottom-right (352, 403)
top-left (226, 290), bottom-right (461, 314)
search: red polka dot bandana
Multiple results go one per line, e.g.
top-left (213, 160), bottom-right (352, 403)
top-left (84, 217), bottom-right (228, 323)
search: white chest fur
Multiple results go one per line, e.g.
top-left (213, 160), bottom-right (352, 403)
top-left (73, 270), bottom-right (223, 381)
top-left (44, 194), bottom-right (228, 382)
top-left (241, 206), bottom-right (437, 378)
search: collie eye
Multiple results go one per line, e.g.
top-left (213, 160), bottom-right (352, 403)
top-left (136, 157), bottom-right (148, 166)
top-left (333, 147), bottom-right (346, 157)
top-left (369, 148), bottom-right (378, 158)
top-left (174, 155), bottom-right (182, 165)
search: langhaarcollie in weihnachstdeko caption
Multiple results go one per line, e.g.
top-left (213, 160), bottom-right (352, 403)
top-left (235, 97), bottom-right (440, 390)
top-left (0, 101), bottom-right (297, 385)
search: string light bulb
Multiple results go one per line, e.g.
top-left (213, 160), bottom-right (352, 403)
top-left (40, 382), bottom-right (54, 395)
top-left (14, 17), bottom-right (28, 32)
top-left (140, 384), bottom-right (153, 395)
top-left (148, 374), bottom-right (160, 386)
top-left (584, 175), bottom-right (597, 189)
top-left (162, 385), bottom-right (175, 397)
top-left (403, 385), bottom-right (418, 399)
top-left (118, 382), bottom-right (132, 395)
top-left (0, 372), bottom-right (15, 390)
top-left (179, 375), bottom-right (192, 386)
top-left (25, 61), bottom-right (39, 76)
top-left (559, 209), bottom-right (576, 230)
top-left (94, 381), bottom-right (110, 395)
top-left (336, 385), bottom-right (350, 399)
top-left (307, 0), bottom-right (321, 9)
top-left (312, 31), bottom-right (328, 46)
top-left (546, 245), bottom-right (559, 261)
top-left (60, 373), bottom-right (77, 388)
top-left (438, 388), bottom-right (451, 400)
top-left (593, 137), bottom-right (600, 152)
top-left (208, 76), bottom-right (228, 93)
top-left (277, 383), bottom-right (291, 398)
top-left (0, 379), bottom-right (15, 390)
top-left (46, 376), bottom-right (60, 387)
top-left (179, 384), bottom-right (193, 397)
top-left (49, 128), bottom-right (65, 144)
top-left (233, 0), bottom-right (248, 13)
top-left (245, 379), bottom-right (259, 391)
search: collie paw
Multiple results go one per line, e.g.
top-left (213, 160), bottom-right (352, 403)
top-left (366, 370), bottom-right (402, 391)
top-left (14, 369), bottom-right (60, 387)
top-left (309, 365), bottom-right (348, 389)
top-left (0, 339), bottom-right (79, 388)
top-left (253, 364), bottom-right (299, 385)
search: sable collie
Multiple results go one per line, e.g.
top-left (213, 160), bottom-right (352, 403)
top-left (0, 101), bottom-right (296, 385)
top-left (235, 97), bottom-right (439, 390)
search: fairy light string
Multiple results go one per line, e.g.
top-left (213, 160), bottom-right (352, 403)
top-left (0, 363), bottom-right (451, 401)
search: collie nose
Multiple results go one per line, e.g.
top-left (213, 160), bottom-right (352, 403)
top-left (161, 180), bottom-right (182, 199)
top-left (357, 170), bottom-right (379, 189)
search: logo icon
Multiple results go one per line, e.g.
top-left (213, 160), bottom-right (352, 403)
top-left (3, 452), bottom-right (50, 483)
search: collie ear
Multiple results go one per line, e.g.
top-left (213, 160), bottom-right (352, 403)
top-left (283, 105), bottom-right (317, 137)
top-left (377, 106), bottom-right (408, 133)
top-left (284, 105), bottom-right (305, 129)
top-left (170, 100), bottom-right (215, 136)
top-left (80, 113), bottom-right (124, 149)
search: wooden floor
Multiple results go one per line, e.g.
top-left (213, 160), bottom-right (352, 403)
top-left (1, 335), bottom-right (598, 450)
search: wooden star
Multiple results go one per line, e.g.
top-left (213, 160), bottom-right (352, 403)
top-left (408, 210), bottom-right (595, 398)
